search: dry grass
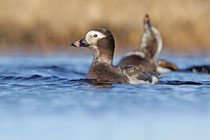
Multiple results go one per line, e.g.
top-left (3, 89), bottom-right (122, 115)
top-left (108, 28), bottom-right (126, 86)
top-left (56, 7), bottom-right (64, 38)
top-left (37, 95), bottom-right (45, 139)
top-left (0, 0), bottom-right (210, 54)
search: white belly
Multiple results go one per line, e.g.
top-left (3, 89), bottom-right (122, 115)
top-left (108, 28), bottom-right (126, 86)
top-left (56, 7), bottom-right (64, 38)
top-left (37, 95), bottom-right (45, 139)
top-left (157, 66), bottom-right (172, 73)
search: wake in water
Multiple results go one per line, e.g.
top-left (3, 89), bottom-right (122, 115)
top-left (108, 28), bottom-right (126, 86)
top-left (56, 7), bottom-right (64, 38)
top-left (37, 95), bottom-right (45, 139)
top-left (159, 80), bottom-right (210, 85)
top-left (1, 64), bottom-right (209, 87)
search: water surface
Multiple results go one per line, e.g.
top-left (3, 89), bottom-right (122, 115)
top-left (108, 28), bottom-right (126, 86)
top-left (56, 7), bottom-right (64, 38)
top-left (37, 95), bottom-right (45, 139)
top-left (0, 55), bottom-right (210, 140)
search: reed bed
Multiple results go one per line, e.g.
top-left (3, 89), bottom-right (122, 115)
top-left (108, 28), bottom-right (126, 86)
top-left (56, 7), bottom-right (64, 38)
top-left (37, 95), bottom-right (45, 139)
top-left (0, 0), bottom-right (210, 54)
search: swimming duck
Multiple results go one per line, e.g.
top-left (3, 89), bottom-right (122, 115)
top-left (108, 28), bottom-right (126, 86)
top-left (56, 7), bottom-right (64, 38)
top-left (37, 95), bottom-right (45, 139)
top-left (71, 28), bottom-right (158, 84)
top-left (156, 59), bottom-right (210, 74)
top-left (118, 14), bottom-right (162, 66)
top-left (118, 14), bottom-right (178, 73)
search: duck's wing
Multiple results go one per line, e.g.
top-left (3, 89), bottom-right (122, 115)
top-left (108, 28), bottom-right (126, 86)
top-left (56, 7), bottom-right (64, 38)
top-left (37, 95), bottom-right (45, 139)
top-left (120, 65), bottom-right (159, 84)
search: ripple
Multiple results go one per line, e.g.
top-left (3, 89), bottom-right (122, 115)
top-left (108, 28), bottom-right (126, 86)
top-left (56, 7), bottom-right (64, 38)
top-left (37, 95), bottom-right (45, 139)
top-left (0, 75), bottom-right (69, 82)
top-left (159, 80), bottom-right (202, 85)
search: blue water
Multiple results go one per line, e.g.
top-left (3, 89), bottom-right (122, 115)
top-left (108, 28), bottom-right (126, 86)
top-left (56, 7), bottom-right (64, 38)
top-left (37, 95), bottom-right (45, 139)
top-left (0, 55), bottom-right (210, 140)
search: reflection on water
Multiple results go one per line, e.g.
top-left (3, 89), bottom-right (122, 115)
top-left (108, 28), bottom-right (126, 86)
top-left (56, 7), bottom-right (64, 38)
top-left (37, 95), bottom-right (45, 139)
top-left (0, 55), bottom-right (210, 140)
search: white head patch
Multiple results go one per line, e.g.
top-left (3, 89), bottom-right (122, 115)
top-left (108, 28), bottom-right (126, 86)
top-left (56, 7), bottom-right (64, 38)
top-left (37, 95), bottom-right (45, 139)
top-left (85, 30), bottom-right (106, 45)
top-left (84, 30), bottom-right (106, 59)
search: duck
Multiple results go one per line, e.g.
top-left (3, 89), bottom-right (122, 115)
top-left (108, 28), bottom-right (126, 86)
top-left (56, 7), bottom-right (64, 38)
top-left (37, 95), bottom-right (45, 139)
top-left (71, 28), bottom-right (158, 84)
top-left (118, 14), bottom-right (178, 73)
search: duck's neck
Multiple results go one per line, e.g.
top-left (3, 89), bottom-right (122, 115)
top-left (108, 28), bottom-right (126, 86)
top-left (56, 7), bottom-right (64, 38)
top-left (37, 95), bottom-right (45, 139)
top-left (87, 37), bottom-right (115, 79)
top-left (93, 48), bottom-right (113, 65)
top-left (139, 26), bottom-right (162, 59)
top-left (87, 50), bottom-right (113, 79)
top-left (93, 36), bottom-right (115, 65)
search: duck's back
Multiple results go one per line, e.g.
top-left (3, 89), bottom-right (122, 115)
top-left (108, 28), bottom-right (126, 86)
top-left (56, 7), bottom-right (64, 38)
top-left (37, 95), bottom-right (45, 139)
top-left (86, 62), bottom-right (158, 84)
top-left (118, 55), bottom-right (157, 74)
top-left (87, 62), bottom-right (128, 83)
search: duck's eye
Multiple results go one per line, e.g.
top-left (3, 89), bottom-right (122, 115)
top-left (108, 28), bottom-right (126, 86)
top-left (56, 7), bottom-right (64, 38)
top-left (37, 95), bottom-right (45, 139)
top-left (93, 34), bottom-right (98, 38)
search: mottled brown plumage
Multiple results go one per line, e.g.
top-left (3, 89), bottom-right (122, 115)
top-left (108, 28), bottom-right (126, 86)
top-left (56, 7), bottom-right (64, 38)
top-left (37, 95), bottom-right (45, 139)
top-left (118, 55), bottom-right (157, 75)
top-left (139, 14), bottom-right (162, 59)
top-left (71, 28), bottom-right (158, 84)
top-left (118, 14), bottom-right (162, 74)
top-left (118, 14), bottom-right (177, 74)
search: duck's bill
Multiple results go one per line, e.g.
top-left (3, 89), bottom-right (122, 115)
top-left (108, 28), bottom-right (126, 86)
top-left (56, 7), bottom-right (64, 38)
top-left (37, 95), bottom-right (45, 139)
top-left (71, 39), bottom-right (90, 47)
top-left (144, 14), bottom-right (151, 28)
top-left (144, 14), bottom-right (150, 22)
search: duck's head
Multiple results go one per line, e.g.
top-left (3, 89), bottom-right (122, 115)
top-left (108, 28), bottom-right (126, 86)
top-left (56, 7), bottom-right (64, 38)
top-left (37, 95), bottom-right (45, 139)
top-left (144, 14), bottom-right (152, 28)
top-left (71, 28), bottom-right (115, 63)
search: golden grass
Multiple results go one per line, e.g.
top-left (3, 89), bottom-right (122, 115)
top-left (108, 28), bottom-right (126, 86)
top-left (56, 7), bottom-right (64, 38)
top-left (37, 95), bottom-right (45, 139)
top-left (0, 0), bottom-right (210, 54)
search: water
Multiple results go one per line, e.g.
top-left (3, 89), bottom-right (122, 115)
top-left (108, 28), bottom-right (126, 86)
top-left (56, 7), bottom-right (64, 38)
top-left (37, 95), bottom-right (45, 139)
top-left (0, 55), bottom-right (210, 140)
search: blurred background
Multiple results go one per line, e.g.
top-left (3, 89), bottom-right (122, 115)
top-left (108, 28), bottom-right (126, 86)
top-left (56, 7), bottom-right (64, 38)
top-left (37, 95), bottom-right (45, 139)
top-left (0, 1), bottom-right (210, 140)
top-left (0, 0), bottom-right (210, 55)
